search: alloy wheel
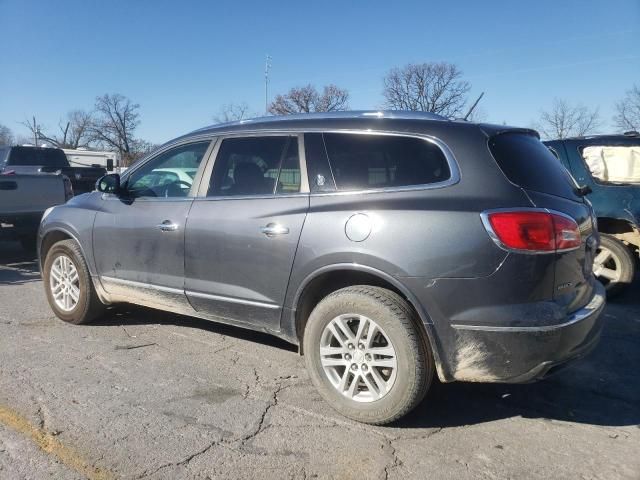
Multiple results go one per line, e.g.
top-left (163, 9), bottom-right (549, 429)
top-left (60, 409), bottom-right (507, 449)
top-left (593, 245), bottom-right (622, 286)
top-left (49, 255), bottom-right (81, 312)
top-left (319, 314), bottom-right (398, 403)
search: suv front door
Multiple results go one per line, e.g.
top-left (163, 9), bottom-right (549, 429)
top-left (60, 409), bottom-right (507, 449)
top-left (184, 134), bottom-right (309, 331)
top-left (93, 140), bottom-right (213, 310)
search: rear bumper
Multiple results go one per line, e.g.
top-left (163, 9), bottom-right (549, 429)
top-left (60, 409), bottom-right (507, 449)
top-left (444, 281), bottom-right (606, 383)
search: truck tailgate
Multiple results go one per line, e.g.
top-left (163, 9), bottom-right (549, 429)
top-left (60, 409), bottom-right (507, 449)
top-left (0, 174), bottom-right (67, 217)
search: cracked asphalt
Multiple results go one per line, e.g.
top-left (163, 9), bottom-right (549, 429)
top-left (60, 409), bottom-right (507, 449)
top-left (0, 239), bottom-right (639, 480)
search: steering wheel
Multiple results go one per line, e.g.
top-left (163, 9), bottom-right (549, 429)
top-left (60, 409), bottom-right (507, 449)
top-left (159, 179), bottom-right (192, 197)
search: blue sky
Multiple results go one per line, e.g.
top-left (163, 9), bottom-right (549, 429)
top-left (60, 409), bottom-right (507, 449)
top-left (1, 0), bottom-right (638, 143)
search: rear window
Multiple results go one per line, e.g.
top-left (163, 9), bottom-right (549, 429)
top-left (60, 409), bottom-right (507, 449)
top-left (489, 133), bottom-right (579, 200)
top-left (305, 133), bottom-right (451, 192)
top-left (7, 147), bottom-right (68, 168)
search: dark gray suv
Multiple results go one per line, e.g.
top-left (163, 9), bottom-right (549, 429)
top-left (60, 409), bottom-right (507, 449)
top-left (38, 111), bottom-right (605, 424)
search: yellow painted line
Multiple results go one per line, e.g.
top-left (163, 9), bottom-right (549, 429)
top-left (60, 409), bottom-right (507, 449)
top-left (0, 404), bottom-right (113, 480)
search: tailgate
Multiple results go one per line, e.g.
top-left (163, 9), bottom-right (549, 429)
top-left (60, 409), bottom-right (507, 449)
top-left (488, 132), bottom-right (598, 312)
top-left (0, 175), bottom-right (66, 217)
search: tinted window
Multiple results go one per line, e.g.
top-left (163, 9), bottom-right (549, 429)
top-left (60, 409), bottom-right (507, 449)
top-left (126, 142), bottom-right (209, 198)
top-left (489, 133), bottom-right (580, 200)
top-left (8, 147), bottom-right (68, 167)
top-left (304, 133), bottom-right (336, 192)
top-left (208, 136), bottom-right (300, 197)
top-left (320, 133), bottom-right (451, 191)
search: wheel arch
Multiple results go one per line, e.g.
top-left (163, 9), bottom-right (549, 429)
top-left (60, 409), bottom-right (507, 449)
top-left (39, 227), bottom-right (88, 272)
top-left (596, 216), bottom-right (640, 251)
top-left (289, 263), bottom-right (447, 380)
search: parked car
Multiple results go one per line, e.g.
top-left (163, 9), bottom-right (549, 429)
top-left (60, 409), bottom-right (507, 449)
top-left (1, 173), bottom-right (73, 250)
top-left (38, 111), bottom-right (605, 424)
top-left (0, 145), bottom-right (106, 193)
top-left (544, 133), bottom-right (640, 295)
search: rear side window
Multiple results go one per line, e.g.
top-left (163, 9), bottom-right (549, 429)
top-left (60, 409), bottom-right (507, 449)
top-left (7, 147), bottom-right (68, 167)
top-left (305, 133), bottom-right (451, 192)
top-left (489, 133), bottom-right (579, 200)
top-left (208, 136), bottom-right (301, 197)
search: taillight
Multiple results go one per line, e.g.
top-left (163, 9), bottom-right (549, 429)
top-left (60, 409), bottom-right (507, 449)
top-left (63, 176), bottom-right (74, 201)
top-left (483, 210), bottom-right (581, 253)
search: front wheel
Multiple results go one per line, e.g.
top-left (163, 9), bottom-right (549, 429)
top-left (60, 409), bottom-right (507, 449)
top-left (43, 239), bottom-right (105, 324)
top-left (303, 286), bottom-right (433, 425)
top-left (593, 234), bottom-right (635, 297)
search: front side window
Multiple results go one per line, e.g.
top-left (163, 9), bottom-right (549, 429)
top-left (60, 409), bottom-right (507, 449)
top-left (305, 133), bottom-right (451, 192)
top-left (126, 142), bottom-right (210, 198)
top-left (208, 136), bottom-right (300, 196)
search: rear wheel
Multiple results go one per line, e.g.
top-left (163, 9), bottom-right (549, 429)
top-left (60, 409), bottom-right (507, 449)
top-left (43, 239), bottom-right (105, 324)
top-left (593, 234), bottom-right (635, 297)
top-left (303, 286), bottom-right (432, 425)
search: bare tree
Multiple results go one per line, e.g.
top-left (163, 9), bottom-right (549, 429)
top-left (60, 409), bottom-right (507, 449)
top-left (213, 102), bottom-right (254, 123)
top-left (268, 84), bottom-right (350, 115)
top-left (20, 116), bottom-right (42, 145)
top-left (31, 110), bottom-right (96, 149)
top-left (0, 124), bottom-right (14, 145)
top-left (90, 94), bottom-right (141, 164)
top-left (537, 99), bottom-right (601, 139)
top-left (613, 85), bottom-right (640, 132)
top-left (382, 62), bottom-right (471, 118)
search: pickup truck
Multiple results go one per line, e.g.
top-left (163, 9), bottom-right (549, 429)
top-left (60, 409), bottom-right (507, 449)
top-left (0, 146), bottom-right (106, 194)
top-left (544, 133), bottom-right (640, 296)
top-left (0, 174), bottom-right (73, 250)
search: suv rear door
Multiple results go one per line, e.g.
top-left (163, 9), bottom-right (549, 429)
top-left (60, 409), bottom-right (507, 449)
top-left (488, 132), bottom-right (597, 312)
top-left (184, 134), bottom-right (309, 331)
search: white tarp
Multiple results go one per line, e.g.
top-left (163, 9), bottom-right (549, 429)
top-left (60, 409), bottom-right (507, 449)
top-left (582, 146), bottom-right (640, 183)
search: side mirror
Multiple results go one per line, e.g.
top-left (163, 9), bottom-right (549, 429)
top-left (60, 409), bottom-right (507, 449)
top-left (96, 173), bottom-right (121, 194)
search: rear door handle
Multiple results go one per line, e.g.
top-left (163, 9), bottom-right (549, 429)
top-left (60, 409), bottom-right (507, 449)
top-left (157, 220), bottom-right (179, 232)
top-left (260, 223), bottom-right (289, 237)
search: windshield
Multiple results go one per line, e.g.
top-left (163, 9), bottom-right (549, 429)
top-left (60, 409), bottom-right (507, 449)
top-left (581, 145), bottom-right (640, 184)
top-left (8, 147), bottom-right (68, 167)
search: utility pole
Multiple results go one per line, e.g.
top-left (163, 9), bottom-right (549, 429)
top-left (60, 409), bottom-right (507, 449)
top-left (264, 54), bottom-right (272, 114)
top-left (32, 116), bottom-right (38, 146)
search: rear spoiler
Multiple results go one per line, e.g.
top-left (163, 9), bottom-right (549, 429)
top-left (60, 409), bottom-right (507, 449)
top-left (478, 125), bottom-right (541, 140)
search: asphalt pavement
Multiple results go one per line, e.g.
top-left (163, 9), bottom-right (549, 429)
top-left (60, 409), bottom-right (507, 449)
top-left (0, 240), bottom-right (638, 479)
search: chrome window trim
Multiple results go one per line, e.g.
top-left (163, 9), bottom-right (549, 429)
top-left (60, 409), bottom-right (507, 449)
top-left (186, 290), bottom-right (279, 310)
top-left (480, 207), bottom-right (582, 255)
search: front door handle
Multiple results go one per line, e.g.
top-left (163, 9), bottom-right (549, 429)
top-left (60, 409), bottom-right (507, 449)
top-left (260, 223), bottom-right (289, 237)
top-left (157, 220), bottom-right (179, 232)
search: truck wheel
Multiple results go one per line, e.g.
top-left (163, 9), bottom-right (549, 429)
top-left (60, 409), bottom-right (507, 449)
top-left (593, 234), bottom-right (635, 297)
top-left (303, 286), bottom-right (432, 425)
top-left (43, 239), bottom-right (105, 324)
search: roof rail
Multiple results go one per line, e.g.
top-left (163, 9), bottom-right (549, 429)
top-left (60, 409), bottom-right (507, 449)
top-left (200, 110), bottom-right (448, 131)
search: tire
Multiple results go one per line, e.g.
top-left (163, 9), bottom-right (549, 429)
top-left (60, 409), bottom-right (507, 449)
top-left (42, 239), bottom-right (105, 324)
top-left (593, 234), bottom-right (636, 298)
top-left (303, 285), bottom-right (433, 425)
top-left (19, 234), bottom-right (37, 253)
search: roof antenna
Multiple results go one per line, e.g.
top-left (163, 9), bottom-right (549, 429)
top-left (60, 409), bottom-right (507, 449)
top-left (463, 92), bottom-right (484, 121)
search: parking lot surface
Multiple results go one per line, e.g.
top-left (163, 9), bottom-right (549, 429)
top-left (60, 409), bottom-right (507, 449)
top-left (0, 240), bottom-right (639, 480)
